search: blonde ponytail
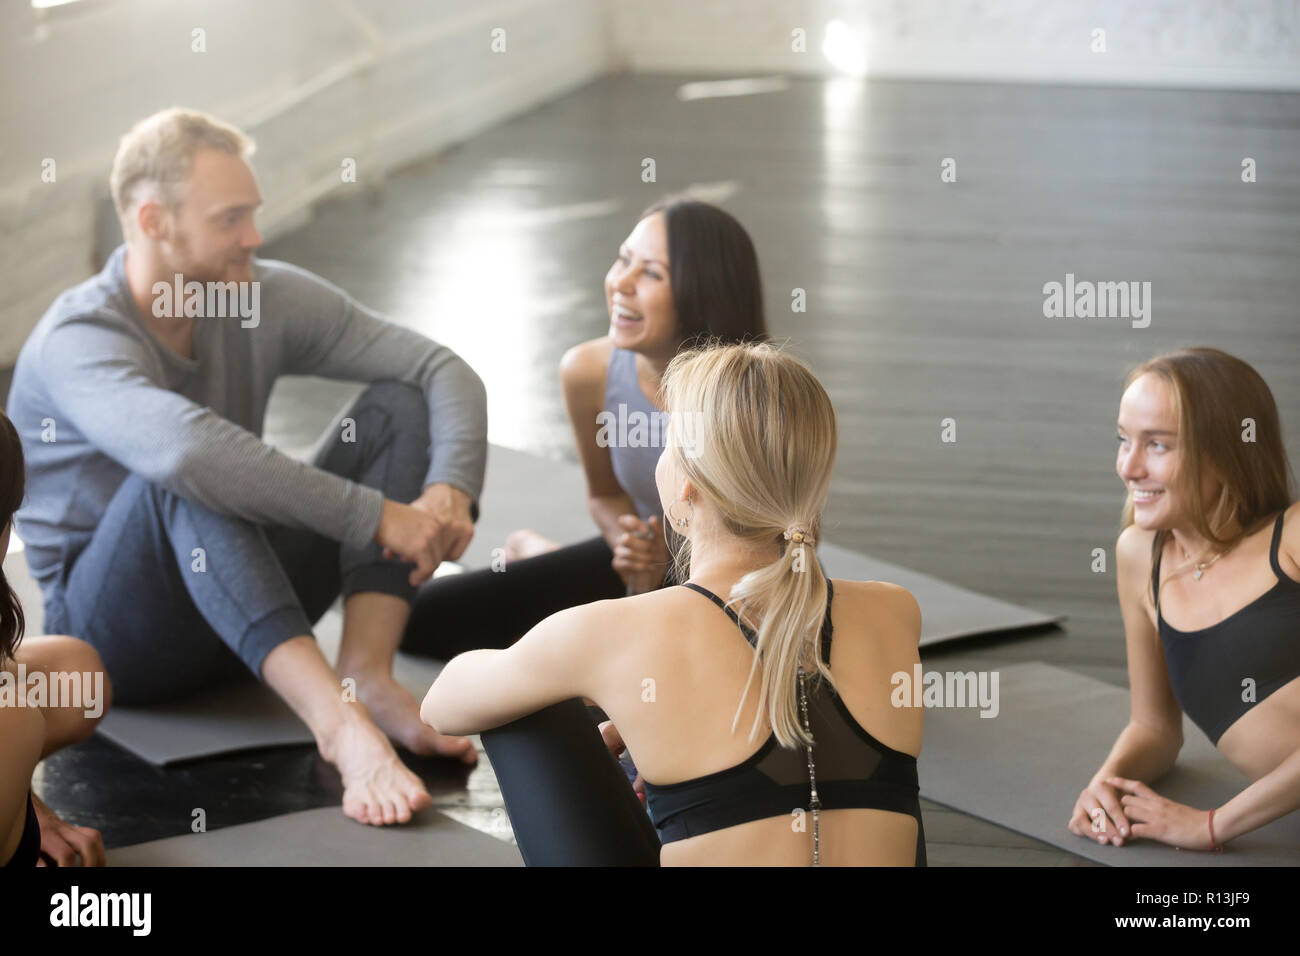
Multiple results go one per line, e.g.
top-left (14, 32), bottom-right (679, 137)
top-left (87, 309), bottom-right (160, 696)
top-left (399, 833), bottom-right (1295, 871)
top-left (726, 526), bottom-right (832, 747)
top-left (659, 340), bottom-right (839, 750)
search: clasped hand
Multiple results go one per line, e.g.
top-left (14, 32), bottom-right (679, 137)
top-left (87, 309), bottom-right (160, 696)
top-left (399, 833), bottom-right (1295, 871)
top-left (611, 514), bottom-right (668, 595)
top-left (374, 484), bottom-right (475, 587)
top-left (599, 720), bottom-right (644, 802)
top-left (1068, 775), bottom-right (1216, 850)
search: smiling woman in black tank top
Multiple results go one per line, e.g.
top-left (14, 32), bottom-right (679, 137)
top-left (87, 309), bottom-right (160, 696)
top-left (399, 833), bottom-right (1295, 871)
top-left (1068, 348), bottom-right (1300, 854)
top-left (422, 341), bottom-right (924, 865)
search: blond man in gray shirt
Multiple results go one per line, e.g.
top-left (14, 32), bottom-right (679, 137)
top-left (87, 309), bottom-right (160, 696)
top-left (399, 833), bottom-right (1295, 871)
top-left (8, 108), bottom-right (489, 827)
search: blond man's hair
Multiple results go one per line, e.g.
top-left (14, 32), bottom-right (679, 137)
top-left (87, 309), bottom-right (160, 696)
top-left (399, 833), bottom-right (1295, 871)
top-left (110, 107), bottom-right (255, 237)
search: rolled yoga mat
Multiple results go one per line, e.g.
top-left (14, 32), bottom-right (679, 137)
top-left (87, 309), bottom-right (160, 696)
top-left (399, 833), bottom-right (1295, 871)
top-left (108, 805), bottom-right (522, 867)
top-left (6, 443), bottom-right (1060, 765)
top-left (916, 661), bottom-right (1300, 866)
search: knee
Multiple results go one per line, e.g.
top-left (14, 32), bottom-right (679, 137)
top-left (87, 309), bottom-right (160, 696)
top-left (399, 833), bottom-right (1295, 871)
top-left (55, 636), bottom-right (112, 725)
top-left (82, 642), bottom-right (112, 721)
top-left (16, 634), bottom-right (112, 732)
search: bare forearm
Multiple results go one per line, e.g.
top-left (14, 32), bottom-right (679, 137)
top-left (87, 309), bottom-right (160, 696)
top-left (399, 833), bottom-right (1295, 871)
top-left (1214, 747), bottom-right (1300, 844)
top-left (1093, 722), bottom-right (1182, 785)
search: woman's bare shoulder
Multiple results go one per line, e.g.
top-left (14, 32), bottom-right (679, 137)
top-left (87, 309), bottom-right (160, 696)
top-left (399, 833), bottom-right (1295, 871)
top-left (1115, 523), bottom-right (1158, 591)
top-left (1279, 502), bottom-right (1300, 579)
top-left (831, 579), bottom-right (921, 645)
top-left (828, 579), bottom-right (923, 754)
top-left (559, 336), bottom-right (614, 388)
top-left (1116, 522), bottom-right (1157, 563)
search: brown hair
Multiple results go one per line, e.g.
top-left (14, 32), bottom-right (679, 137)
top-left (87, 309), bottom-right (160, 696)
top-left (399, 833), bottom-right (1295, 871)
top-left (1119, 347), bottom-right (1295, 608)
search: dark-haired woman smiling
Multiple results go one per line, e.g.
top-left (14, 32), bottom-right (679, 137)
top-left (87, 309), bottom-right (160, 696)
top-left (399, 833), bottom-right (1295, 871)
top-left (400, 196), bottom-right (768, 659)
top-left (1069, 348), bottom-right (1300, 852)
top-left (1, 410), bottom-right (112, 867)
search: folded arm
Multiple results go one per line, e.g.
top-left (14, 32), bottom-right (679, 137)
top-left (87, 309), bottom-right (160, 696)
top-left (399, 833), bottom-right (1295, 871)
top-left (1214, 746), bottom-right (1300, 844)
top-left (276, 262), bottom-right (488, 518)
top-left (40, 316), bottom-right (383, 549)
top-left (420, 601), bottom-right (616, 735)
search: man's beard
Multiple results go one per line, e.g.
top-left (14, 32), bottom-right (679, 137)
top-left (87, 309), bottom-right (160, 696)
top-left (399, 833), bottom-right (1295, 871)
top-left (168, 232), bottom-right (243, 285)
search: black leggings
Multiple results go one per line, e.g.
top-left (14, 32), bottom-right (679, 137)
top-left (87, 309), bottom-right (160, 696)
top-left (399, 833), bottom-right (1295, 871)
top-left (481, 699), bottom-right (662, 866)
top-left (400, 535), bottom-right (627, 658)
top-left (401, 534), bottom-right (672, 864)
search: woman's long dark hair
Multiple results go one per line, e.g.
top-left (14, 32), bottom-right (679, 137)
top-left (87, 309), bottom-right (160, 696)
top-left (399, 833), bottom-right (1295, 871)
top-left (1, 410), bottom-right (27, 665)
top-left (638, 196), bottom-right (769, 348)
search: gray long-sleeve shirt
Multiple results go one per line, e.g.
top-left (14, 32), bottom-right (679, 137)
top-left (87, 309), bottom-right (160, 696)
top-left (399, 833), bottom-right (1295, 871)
top-left (6, 243), bottom-right (488, 596)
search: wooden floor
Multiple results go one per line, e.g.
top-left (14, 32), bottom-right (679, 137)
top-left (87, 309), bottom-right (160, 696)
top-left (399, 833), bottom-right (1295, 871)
top-left (8, 71), bottom-right (1300, 865)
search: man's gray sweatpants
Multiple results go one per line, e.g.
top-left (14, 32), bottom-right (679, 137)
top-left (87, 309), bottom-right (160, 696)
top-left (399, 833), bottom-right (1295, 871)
top-left (43, 381), bottom-right (431, 705)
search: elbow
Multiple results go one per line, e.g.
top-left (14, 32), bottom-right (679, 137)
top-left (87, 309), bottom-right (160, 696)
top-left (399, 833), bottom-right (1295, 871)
top-left (139, 443), bottom-right (195, 491)
top-left (455, 355), bottom-right (489, 416)
top-left (1155, 735), bottom-right (1183, 774)
top-left (1134, 719), bottom-right (1183, 765)
top-left (1154, 719), bottom-right (1184, 754)
top-left (456, 360), bottom-right (489, 447)
top-left (420, 673), bottom-right (464, 735)
top-left (419, 686), bottom-right (444, 733)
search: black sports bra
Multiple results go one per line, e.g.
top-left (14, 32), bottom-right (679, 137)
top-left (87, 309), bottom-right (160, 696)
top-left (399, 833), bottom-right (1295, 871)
top-left (641, 578), bottom-right (926, 866)
top-left (1155, 509), bottom-right (1300, 745)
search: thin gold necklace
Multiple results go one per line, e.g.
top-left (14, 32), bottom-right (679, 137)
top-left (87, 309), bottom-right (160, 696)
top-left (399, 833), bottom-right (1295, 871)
top-left (1178, 543), bottom-right (1228, 581)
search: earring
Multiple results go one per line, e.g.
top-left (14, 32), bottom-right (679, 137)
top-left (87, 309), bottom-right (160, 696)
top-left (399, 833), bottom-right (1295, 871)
top-left (667, 497), bottom-right (693, 531)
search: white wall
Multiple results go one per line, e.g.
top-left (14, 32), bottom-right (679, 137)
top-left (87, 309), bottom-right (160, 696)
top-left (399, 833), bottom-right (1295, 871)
top-left (0, 0), bottom-right (611, 364)
top-left (5, 0), bottom-right (1299, 366)
top-left (608, 0), bottom-right (1300, 89)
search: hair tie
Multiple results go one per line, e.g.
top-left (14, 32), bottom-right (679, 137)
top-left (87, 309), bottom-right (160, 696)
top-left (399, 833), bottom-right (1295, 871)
top-left (783, 524), bottom-right (814, 546)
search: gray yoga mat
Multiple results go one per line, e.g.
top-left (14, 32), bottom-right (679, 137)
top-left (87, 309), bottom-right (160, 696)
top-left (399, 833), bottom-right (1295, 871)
top-left (467, 445), bottom-right (1063, 647)
top-left (9, 521), bottom-right (450, 764)
top-left (817, 542), bottom-right (1060, 647)
top-left (918, 661), bottom-right (1300, 866)
top-left (109, 806), bottom-right (522, 867)
top-left (8, 443), bottom-right (1059, 764)
top-left (90, 600), bottom-right (445, 765)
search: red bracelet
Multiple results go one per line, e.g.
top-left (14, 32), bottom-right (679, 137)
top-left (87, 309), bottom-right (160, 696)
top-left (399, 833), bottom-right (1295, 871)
top-left (1207, 808), bottom-right (1223, 853)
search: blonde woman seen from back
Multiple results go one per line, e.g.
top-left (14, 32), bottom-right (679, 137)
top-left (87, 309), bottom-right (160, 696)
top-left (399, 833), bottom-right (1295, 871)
top-left (422, 341), bottom-right (925, 866)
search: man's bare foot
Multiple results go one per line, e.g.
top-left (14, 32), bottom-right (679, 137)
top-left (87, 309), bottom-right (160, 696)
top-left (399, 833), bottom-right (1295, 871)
top-left (320, 708), bottom-right (436, 825)
top-left (345, 669), bottom-right (478, 765)
top-left (504, 528), bottom-right (561, 562)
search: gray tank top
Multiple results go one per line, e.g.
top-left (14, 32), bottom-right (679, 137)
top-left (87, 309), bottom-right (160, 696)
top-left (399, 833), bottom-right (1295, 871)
top-left (603, 346), bottom-right (668, 522)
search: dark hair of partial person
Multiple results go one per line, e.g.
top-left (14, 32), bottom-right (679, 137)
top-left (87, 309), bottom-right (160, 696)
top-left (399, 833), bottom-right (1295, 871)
top-left (1118, 347), bottom-right (1296, 611)
top-left (638, 195), bottom-right (769, 349)
top-left (0, 410), bottom-right (26, 665)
